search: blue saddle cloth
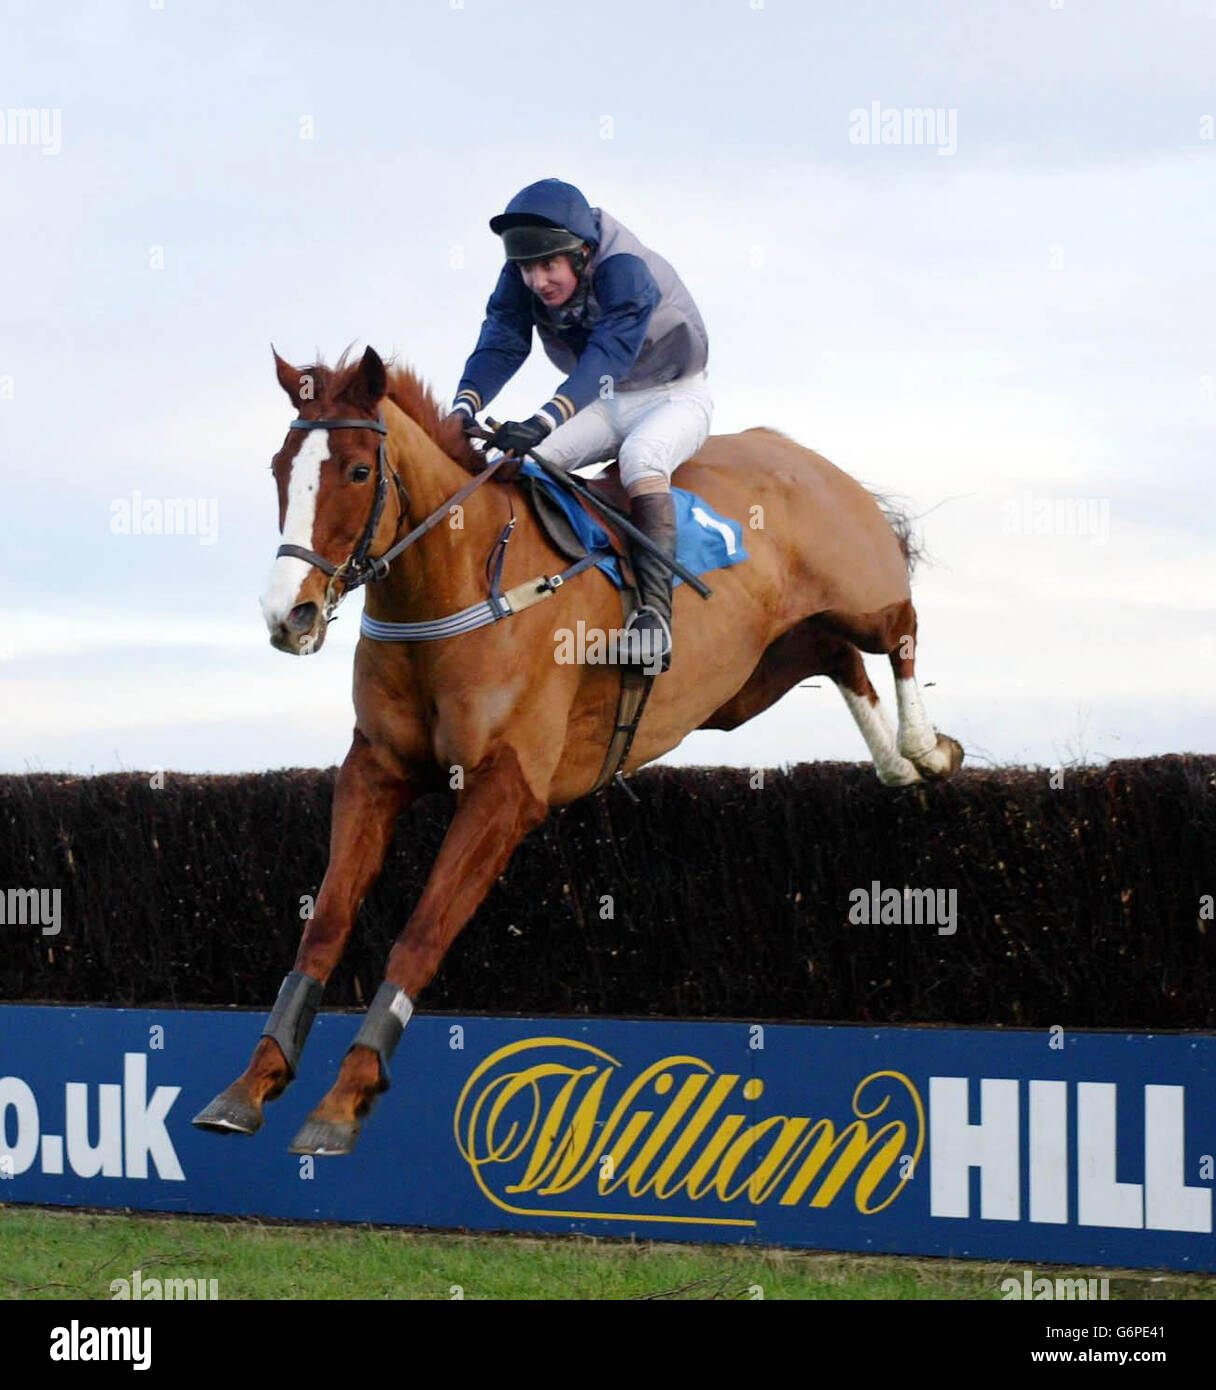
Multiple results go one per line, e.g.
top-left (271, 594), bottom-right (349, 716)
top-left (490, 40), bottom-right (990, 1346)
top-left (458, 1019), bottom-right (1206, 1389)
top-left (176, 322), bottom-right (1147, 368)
top-left (519, 460), bottom-right (748, 588)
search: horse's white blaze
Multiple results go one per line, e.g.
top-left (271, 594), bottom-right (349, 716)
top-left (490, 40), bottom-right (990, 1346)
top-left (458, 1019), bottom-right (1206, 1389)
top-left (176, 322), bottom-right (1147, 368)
top-left (894, 675), bottom-right (950, 772)
top-left (836, 682), bottom-right (922, 786)
top-left (260, 429), bottom-right (329, 631)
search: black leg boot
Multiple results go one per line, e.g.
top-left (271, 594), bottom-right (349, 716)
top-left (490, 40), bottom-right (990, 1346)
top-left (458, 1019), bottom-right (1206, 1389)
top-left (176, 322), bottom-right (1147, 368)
top-left (623, 491), bottom-right (677, 673)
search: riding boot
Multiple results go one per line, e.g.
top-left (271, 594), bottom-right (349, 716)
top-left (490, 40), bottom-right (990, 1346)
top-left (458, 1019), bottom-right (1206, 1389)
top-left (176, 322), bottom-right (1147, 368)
top-left (623, 490), bottom-right (677, 673)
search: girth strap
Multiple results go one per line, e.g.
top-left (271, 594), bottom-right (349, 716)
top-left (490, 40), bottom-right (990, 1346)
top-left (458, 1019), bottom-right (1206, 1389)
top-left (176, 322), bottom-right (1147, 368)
top-left (360, 549), bottom-right (602, 643)
top-left (589, 577), bottom-right (657, 796)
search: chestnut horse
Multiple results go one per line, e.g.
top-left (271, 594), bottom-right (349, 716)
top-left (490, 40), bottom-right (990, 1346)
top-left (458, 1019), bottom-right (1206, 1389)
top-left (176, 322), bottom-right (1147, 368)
top-left (193, 345), bottom-right (962, 1155)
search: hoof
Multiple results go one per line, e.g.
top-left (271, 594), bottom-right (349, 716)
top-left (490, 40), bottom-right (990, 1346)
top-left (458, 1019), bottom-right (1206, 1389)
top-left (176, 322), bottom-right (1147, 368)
top-left (289, 1116), bottom-right (360, 1157)
top-left (192, 1086), bottom-right (263, 1136)
top-left (908, 732), bottom-right (964, 780)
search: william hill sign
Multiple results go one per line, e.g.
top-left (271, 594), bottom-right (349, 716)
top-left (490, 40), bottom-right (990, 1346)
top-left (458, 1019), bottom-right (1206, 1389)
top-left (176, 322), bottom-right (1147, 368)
top-left (1, 1008), bottom-right (1213, 1271)
top-left (455, 1038), bottom-right (922, 1224)
top-left (453, 1035), bottom-right (1211, 1243)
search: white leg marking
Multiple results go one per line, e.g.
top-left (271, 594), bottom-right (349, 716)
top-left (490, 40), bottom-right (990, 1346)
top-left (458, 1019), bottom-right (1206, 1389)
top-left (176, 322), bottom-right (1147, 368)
top-left (836, 682), bottom-right (922, 786)
top-left (260, 429), bottom-right (328, 631)
top-left (895, 676), bottom-right (951, 773)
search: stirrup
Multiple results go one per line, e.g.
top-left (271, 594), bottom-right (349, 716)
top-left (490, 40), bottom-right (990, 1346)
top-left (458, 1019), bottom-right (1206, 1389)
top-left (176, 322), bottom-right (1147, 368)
top-left (623, 605), bottom-right (671, 672)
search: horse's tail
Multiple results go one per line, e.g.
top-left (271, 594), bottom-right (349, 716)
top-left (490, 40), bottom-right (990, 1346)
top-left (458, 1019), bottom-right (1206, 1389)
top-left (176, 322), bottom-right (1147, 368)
top-left (868, 489), bottom-right (924, 577)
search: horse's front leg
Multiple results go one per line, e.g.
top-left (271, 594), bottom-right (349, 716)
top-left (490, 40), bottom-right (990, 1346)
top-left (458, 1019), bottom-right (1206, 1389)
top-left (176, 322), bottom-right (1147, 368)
top-left (193, 730), bottom-right (419, 1136)
top-left (289, 741), bottom-right (548, 1155)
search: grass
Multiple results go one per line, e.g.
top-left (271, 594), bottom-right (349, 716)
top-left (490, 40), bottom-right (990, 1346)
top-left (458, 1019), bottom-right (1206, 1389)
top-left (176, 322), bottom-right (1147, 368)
top-left (2, 1206), bottom-right (1215, 1300)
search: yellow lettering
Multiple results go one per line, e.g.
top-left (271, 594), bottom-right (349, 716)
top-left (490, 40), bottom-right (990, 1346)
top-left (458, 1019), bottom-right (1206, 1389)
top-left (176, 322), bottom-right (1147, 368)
top-left (684, 1116), bottom-right (747, 1199)
top-left (620, 1074), bottom-right (709, 1197)
top-left (454, 1041), bottom-right (924, 1225)
top-left (712, 1115), bottom-right (809, 1202)
top-left (545, 1058), bottom-right (699, 1192)
top-left (512, 1066), bottom-right (609, 1193)
top-left (597, 1112), bottom-right (654, 1193)
top-left (740, 1117), bottom-right (815, 1203)
top-left (778, 1120), bottom-right (868, 1207)
top-left (852, 1122), bottom-right (906, 1211)
top-left (650, 1076), bottom-right (742, 1199)
top-left (852, 1071), bottom-right (925, 1214)
top-left (535, 1066), bottom-right (618, 1194)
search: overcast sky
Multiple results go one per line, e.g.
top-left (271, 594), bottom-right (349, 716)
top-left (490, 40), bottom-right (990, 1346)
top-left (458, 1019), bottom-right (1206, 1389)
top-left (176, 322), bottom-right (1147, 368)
top-left (2, 0), bottom-right (1213, 777)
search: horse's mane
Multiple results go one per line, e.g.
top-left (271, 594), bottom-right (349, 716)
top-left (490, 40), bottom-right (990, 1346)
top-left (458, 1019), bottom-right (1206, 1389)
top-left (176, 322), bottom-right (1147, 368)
top-left (300, 347), bottom-right (482, 473)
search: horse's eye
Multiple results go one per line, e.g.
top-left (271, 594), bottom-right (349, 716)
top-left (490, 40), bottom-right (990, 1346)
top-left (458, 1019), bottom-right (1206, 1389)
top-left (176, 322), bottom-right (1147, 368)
top-left (350, 465), bottom-right (371, 483)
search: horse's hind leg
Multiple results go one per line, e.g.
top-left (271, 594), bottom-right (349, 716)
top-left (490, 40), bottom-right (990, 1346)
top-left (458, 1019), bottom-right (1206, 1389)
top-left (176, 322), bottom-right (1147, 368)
top-left (193, 732), bottom-right (417, 1136)
top-left (818, 633), bottom-right (923, 786)
top-left (699, 617), bottom-right (919, 785)
top-left (881, 600), bottom-right (964, 778)
top-left (817, 601), bottom-right (963, 780)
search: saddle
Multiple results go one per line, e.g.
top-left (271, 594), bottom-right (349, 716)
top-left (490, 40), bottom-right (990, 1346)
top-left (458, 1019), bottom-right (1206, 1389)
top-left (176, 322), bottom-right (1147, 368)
top-left (516, 468), bottom-right (633, 570)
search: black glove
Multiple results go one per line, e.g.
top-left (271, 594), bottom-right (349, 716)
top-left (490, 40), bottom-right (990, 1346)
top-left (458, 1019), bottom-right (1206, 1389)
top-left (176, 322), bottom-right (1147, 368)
top-left (490, 414), bottom-right (551, 458)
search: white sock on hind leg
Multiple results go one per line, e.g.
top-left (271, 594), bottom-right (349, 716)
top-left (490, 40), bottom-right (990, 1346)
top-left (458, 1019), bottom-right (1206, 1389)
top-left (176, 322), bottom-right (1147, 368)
top-left (836, 683), bottom-right (921, 786)
top-left (895, 676), bottom-right (949, 771)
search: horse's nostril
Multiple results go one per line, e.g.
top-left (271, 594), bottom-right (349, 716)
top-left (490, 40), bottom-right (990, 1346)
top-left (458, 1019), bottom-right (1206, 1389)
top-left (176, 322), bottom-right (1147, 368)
top-left (286, 602), bottom-right (318, 634)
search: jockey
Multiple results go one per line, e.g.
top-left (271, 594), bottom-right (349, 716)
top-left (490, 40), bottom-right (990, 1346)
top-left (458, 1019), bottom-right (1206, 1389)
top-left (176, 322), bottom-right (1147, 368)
top-left (449, 178), bottom-right (711, 671)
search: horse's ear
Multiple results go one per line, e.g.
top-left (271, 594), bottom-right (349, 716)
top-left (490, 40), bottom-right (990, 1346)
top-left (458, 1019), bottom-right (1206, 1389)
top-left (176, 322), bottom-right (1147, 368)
top-left (272, 347), bottom-right (306, 408)
top-left (341, 346), bottom-right (387, 412)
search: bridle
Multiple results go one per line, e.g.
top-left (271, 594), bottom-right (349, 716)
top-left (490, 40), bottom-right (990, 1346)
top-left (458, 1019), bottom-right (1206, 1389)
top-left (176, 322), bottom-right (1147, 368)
top-left (275, 410), bottom-right (503, 621)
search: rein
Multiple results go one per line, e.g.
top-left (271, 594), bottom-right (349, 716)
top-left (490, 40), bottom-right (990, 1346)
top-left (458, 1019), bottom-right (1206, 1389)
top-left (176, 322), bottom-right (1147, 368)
top-left (275, 411), bottom-right (504, 621)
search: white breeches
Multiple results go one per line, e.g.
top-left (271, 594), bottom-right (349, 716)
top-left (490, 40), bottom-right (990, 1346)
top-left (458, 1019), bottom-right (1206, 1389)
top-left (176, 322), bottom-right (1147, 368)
top-left (532, 371), bottom-right (713, 493)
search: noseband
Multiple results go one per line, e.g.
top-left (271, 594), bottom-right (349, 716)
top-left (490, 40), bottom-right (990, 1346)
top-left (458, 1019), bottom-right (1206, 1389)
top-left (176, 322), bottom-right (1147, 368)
top-left (276, 415), bottom-right (397, 600)
top-left (275, 411), bottom-right (502, 620)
